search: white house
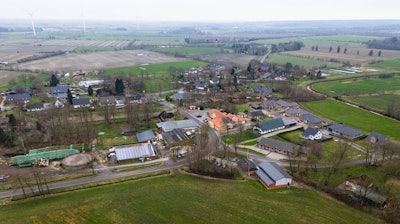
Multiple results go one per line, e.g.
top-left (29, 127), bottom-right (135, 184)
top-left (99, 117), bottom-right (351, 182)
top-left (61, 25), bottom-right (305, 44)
top-left (301, 127), bottom-right (322, 140)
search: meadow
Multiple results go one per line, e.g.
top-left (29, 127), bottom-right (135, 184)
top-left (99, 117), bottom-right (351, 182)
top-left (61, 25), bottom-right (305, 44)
top-left (301, 100), bottom-right (400, 139)
top-left (0, 172), bottom-right (381, 224)
top-left (267, 54), bottom-right (334, 68)
top-left (150, 46), bottom-right (226, 55)
top-left (346, 94), bottom-right (399, 112)
top-left (311, 76), bottom-right (400, 97)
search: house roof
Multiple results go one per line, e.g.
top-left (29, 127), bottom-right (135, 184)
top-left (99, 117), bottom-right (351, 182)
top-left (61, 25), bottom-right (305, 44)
top-left (162, 128), bottom-right (190, 145)
top-left (252, 85), bottom-right (272, 95)
top-left (26, 103), bottom-right (44, 110)
top-left (5, 93), bottom-right (30, 102)
top-left (257, 118), bottom-right (285, 132)
top-left (262, 100), bottom-right (276, 108)
top-left (257, 137), bottom-right (300, 152)
top-left (282, 118), bottom-right (297, 126)
top-left (111, 143), bottom-right (156, 161)
top-left (300, 113), bottom-right (323, 124)
top-left (156, 119), bottom-right (199, 132)
top-left (98, 96), bottom-right (116, 104)
top-left (286, 108), bottom-right (310, 116)
top-left (327, 123), bottom-right (363, 138)
top-left (237, 159), bottom-right (258, 172)
top-left (249, 110), bottom-right (264, 117)
top-left (51, 84), bottom-right (68, 94)
top-left (208, 109), bottom-right (245, 129)
top-left (72, 98), bottom-right (91, 106)
top-left (173, 92), bottom-right (192, 100)
top-left (276, 100), bottom-right (298, 108)
top-left (251, 104), bottom-right (262, 109)
top-left (256, 162), bottom-right (291, 185)
top-left (366, 131), bottom-right (388, 143)
top-left (136, 130), bottom-right (156, 143)
top-left (302, 127), bottom-right (320, 137)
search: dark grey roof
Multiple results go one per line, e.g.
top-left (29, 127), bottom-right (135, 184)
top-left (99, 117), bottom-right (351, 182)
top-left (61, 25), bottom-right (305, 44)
top-left (237, 159), bottom-right (258, 172)
top-left (195, 81), bottom-right (207, 88)
top-left (302, 127), bottom-right (320, 137)
top-left (98, 96), bottom-right (116, 104)
top-left (286, 108), bottom-right (310, 116)
top-left (327, 123), bottom-right (363, 138)
top-left (72, 98), bottom-right (90, 106)
top-left (262, 100), bottom-right (276, 108)
top-left (51, 84), bottom-right (68, 94)
top-left (257, 118), bottom-right (285, 132)
top-left (173, 92), bottom-right (192, 100)
top-left (276, 100), bottom-right (298, 108)
top-left (251, 104), bottom-right (262, 109)
top-left (366, 131), bottom-right (388, 143)
top-left (256, 162), bottom-right (291, 185)
top-left (249, 110), bottom-right (264, 117)
top-left (26, 103), bottom-right (44, 110)
top-left (5, 93), bottom-right (30, 102)
top-left (257, 137), bottom-right (300, 152)
top-left (282, 118), bottom-right (297, 126)
top-left (300, 114), bottom-right (323, 124)
top-left (162, 128), bottom-right (190, 145)
top-left (136, 130), bottom-right (156, 143)
top-left (112, 143), bottom-right (156, 161)
top-left (252, 85), bottom-right (272, 95)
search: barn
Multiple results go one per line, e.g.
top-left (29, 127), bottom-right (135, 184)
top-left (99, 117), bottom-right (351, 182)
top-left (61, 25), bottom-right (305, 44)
top-left (256, 162), bottom-right (292, 189)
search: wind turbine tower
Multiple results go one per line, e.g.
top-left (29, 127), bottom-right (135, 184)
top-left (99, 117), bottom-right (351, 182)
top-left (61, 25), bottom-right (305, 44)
top-left (81, 13), bottom-right (86, 34)
top-left (28, 12), bottom-right (37, 36)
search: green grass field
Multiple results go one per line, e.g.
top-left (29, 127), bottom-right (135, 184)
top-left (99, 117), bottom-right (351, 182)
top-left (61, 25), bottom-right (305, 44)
top-left (150, 46), bottom-right (226, 55)
top-left (104, 60), bottom-right (207, 92)
top-left (301, 100), bottom-right (400, 139)
top-left (252, 35), bottom-right (382, 45)
top-left (370, 58), bottom-right (400, 71)
top-left (312, 76), bottom-right (400, 96)
top-left (0, 172), bottom-right (381, 224)
top-left (346, 94), bottom-right (399, 112)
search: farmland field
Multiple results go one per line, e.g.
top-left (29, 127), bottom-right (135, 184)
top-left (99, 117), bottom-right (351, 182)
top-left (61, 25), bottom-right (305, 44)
top-left (0, 172), bottom-right (381, 224)
top-left (266, 54), bottom-right (339, 68)
top-left (150, 46), bottom-right (226, 55)
top-left (251, 35), bottom-right (384, 45)
top-left (301, 100), bottom-right (400, 139)
top-left (312, 76), bottom-right (400, 96)
top-left (346, 94), bottom-right (399, 112)
top-left (16, 50), bottom-right (189, 73)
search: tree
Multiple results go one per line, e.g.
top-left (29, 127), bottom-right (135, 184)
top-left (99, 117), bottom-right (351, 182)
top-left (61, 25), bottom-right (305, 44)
top-left (233, 75), bottom-right (238, 86)
top-left (247, 63), bottom-right (252, 73)
top-left (378, 50), bottom-right (382, 57)
top-left (115, 78), bottom-right (125, 95)
top-left (343, 48), bottom-right (347, 54)
top-left (368, 49), bottom-right (374, 56)
top-left (230, 68), bottom-right (235, 76)
top-left (329, 46), bottom-right (333, 53)
top-left (315, 45), bottom-right (319, 51)
top-left (87, 86), bottom-right (93, 96)
top-left (49, 74), bottom-right (59, 87)
top-left (336, 45), bottom-right (341, 53)
top-left (67, 89), bottom-right (73, 105)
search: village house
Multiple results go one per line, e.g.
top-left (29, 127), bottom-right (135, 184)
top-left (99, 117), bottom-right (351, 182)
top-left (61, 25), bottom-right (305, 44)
top-left (247, 110), bottom-right (264, 120)
top-left (72, 98), bottom-right (91, 109)
top-left (98, 96), bottom-right (116, 105)
top-left (262, 100), bottom-right (276, 111)
top-left (253, 118), bottom-right (296, 134)
top-left (276, 100), bottom-right (298, 110)
top-left (236, 159), bottom-right (258, 176)
top-left (300, 113), bottom-right (324, 127)
top-left (365, 131), bottom-right (389, 144)
top-left (51, 84), bottom-right (69, 99)
top-left (5, 93), bottom-right (31, 105)
top-left (285, 108), bottom-right (310, 117)
top-left (26, 103), bottom-right (45, 112)
top-left (301, 127), bottom-right (323, 141)
top-left (256, 162), bottom-right (292, 189)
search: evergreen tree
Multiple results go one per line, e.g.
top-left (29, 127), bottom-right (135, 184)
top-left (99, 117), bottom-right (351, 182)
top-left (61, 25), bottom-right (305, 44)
top-left (315, 45), bottom-right (319, 51)
top-left (88, 86), bottom-right (93, 96)
top-left (378, 50), bottom-right (382, 57)
top-left (233, 75), bottom-right (238, 86)
top-left (329, 46), bottom-right (333, 53)
top-left (369, 50), bottom-right (374, 56)
top-left (115, 78), bottom-right (125, 95)
top-left (337, 46), bottom-right (341, 53)
top-left (67, 89), bottom-right (73, 105)
top-left (343, 48), bottom-right (347, 54)
top-left (49, 74), bottom-right (59, 87)
top-left (247, 63), bottom-right (252, 73)
top-left (230, 68), bottom-right (235, 76)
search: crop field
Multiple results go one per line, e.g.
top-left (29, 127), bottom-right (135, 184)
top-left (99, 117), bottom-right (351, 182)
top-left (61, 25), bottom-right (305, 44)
top-left (192, 53), bottom-right (257, 67)
top-left (16, 50), bottom-right (189, 73)
top-left (312, 76), bottom-right (400, 96)
top-left (150, 46), bottom-right (224, 55)
top-left (301, 100), bottom-right (400, 139)
top-left (0, 172), bottom-right (381, 224)
top-left (267, 54), bottom-right (340, 68)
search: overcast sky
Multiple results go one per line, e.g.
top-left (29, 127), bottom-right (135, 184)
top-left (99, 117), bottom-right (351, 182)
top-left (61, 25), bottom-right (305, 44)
top-left (1, 0), bottom-right (399, 22)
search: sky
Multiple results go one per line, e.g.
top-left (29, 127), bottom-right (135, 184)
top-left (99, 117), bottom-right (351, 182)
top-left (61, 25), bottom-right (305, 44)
top-left (1, 0), bottom-right (399, 22)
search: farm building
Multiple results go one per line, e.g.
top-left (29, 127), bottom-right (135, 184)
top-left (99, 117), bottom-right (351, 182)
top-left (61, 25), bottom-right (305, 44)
top-left (327, 123), bottom-right (363, 140)
top-left (302, 127), bottom-right (323, 140)
top-left (248, 110), bottom-right (264, 119)
top-left (285, 108), bottom-right (310, 117)
top-left (26, 103), bottom-right (45, 112)
top-left (208, 109), bottom-right (245, 131)
top-left (10, 146), bottom-right (80, 167)
top-left (253, 118), bottom-right (285, 134)
top-left (256, 162), bottom-right (292, 189)
top-left (5, 93), bottom-right (31, 105)
top-left (276, 100), bottom-right (298, 109)
top-left (257, 137), bottom-right (306, 155)
top-left (236, 159), bottom-right (258, 176)
top-left (300, 113), bottom-right (323, 126)
top-left (156, 119), bottom-right (199, 133)
top-left (161, 128), bottom-right (192, 147)
top-left (262, 100), bottom-right (277, 110)
top-left (109, 143), bottom-right (157, 162)
top-left (136, 130), bottom-right (156, 143)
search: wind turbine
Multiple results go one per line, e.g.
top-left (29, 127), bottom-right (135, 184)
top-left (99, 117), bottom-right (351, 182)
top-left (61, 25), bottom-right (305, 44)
top-left (81, 13), bottom-right (86, 35)
top-left (28, 12), bottom-right (37, 36)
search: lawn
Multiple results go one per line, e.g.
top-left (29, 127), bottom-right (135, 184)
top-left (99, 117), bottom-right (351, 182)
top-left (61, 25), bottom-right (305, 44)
top-left (301, 100), bottom-right (400, 139)
top-left (222, 129), bottom-right (260, 144)
top-left (0, 172), bottom-right (382, 224)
